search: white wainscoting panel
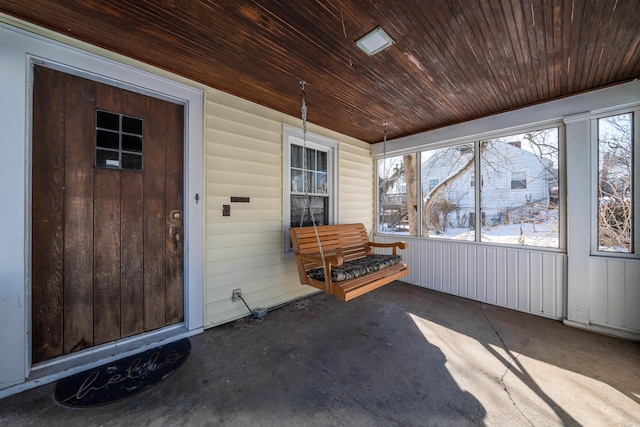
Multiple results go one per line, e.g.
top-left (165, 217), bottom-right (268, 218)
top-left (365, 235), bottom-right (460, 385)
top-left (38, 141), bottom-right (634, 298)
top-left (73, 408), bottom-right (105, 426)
top-left (376, 235), bottom-right (567, 320)
top-left (589, 257), bottom-right (640, 333)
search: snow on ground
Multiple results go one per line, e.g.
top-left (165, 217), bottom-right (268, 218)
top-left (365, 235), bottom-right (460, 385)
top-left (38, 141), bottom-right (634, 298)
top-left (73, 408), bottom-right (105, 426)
top-left (385, 219), bottom-right (559, 248)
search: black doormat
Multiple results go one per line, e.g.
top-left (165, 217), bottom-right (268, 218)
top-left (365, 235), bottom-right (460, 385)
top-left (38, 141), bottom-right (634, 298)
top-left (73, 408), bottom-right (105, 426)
top-left (54, 338), bottom-right (191, 407)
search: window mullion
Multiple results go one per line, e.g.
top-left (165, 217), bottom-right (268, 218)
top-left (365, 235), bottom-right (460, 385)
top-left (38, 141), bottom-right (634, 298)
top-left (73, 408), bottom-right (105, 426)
top-left (475, 140), bottom-right (482, 242)
top-left (416, 151), bottom-right (422, 237)
top-left (634, 111), bottom-right (639, 254)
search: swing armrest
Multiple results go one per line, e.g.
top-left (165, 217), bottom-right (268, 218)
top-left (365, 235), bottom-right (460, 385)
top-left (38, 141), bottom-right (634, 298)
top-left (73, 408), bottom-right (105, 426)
top-left (296, 252), bottom-right (344, 267)
top-left (368, 241), bottom-right (407, 255)
top-left (295, 252), bottom-right (343, 287)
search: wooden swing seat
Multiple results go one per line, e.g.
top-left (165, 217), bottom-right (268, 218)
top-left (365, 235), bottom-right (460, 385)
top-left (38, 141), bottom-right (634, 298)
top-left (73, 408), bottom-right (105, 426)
top-left (290, 223), bottom-right (409, 301)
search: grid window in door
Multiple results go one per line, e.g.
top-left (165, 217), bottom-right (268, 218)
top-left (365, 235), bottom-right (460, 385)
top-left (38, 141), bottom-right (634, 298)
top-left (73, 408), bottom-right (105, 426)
top-left (96, 109), bottom-right (143, 170)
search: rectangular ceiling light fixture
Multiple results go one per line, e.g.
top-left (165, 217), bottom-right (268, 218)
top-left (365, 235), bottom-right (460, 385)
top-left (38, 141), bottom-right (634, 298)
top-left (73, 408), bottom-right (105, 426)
top-left (355, 26), bottom-right (394, 56)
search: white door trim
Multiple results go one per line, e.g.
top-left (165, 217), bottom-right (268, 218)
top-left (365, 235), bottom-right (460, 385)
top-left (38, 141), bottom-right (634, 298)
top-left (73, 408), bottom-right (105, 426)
top-left (0, 22), bottom-right (204, 398)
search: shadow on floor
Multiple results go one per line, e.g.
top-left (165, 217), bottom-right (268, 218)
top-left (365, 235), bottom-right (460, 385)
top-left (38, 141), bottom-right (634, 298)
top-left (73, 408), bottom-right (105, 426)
top-left (1, 282), bottom-right (638, 426)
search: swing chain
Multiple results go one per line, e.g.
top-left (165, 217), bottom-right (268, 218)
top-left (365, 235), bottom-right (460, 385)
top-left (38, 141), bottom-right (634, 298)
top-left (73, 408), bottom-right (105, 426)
top-left (298, 80), bottom-right (329, 292)
top-left (377, 122), bottom-right (390, 237)
top-left (300, 80), bottom-right (307, 139)
top-left (299, 80), bottom-right (309, 228)
top-left (383, 122), bottom-right (388, 159)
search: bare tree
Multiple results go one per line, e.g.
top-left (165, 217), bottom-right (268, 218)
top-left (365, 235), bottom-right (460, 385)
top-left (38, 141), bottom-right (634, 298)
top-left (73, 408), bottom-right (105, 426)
top-left (597, 114), bottom-right (632, 252)
top-left (378, 156), bottom-right (413, 233)
top-left (422, 145), bottom-right (476, 236)
top-left (403, 154), bottom-right (418, 236)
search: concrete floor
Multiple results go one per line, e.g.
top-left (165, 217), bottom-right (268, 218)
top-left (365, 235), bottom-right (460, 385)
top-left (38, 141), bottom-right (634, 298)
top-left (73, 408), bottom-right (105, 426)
top-left (1, 282), bottom-right (639, 426)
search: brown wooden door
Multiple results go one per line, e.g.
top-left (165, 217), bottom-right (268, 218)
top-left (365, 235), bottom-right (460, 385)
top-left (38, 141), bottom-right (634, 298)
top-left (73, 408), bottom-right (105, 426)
top-left (31, 66), bottom-right (184, 364)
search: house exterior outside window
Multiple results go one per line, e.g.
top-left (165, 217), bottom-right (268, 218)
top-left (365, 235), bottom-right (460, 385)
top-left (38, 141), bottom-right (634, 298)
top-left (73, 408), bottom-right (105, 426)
top-left (510, 171), bottom-right (527, 189)
top-left (377, 126), bottom-right (560, 248)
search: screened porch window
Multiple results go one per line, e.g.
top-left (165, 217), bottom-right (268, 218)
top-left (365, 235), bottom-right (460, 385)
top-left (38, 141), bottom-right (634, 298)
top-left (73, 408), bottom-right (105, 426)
top-left (377, 154), bottom-right (417, 236)
top-left (597, 112), bottom-right (634, 254)
top-left (376, 126), bottom-right (560, 248)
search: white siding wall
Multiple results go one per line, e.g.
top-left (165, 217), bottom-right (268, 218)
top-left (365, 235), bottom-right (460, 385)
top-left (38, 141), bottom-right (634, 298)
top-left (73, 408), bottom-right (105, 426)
top-left (204, 90), bottom-right (372, 327)
top-left (376, 236), bottom-right (566, 319)
top-left (423, 143), bottom-right (550, 218)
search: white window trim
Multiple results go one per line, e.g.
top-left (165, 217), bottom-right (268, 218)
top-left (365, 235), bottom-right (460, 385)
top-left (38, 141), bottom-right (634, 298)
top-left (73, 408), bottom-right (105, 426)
top-left (283, 124), bottom-right (338, 257)
top-left (590, 105), bottom-right (640, 258)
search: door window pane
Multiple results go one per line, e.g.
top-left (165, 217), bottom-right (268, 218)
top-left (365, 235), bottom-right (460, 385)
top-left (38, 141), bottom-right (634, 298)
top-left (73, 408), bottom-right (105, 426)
top-left (598, 113), bottom-right (633, 253)
top-left (122, 115), bottom-right (143, 134)
top-left (480, 128), bottom-right (559, 248)
top-left (96, 149), bottom-right (120, 168)
top-left (121, 153), bottom-right (143, 171)
top-left (96, 129), bottom-right (119, 150)
top-left (96, 110), bottom-right (119, 130)
top-left (122, 134), bottom-right (143, 152)
top-left (421, 144), bottom-right (475, 240)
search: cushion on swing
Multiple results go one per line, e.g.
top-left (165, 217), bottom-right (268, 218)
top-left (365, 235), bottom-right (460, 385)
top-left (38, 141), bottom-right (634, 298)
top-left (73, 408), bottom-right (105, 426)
top-left (306, 254), bottom-right (403, 282)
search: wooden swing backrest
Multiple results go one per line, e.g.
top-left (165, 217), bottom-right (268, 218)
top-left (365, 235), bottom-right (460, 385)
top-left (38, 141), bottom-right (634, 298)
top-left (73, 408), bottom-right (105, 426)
top-left (290, 223), bottom-right (372, 282)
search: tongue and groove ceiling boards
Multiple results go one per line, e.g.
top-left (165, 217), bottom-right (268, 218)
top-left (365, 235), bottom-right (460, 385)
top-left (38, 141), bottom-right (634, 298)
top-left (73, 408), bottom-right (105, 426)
top-left (2, 0), bottom-right (639, 143)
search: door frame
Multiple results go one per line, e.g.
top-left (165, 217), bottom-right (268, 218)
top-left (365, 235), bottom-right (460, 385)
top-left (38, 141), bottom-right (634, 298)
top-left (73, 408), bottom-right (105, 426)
top-left (0, 22), bottom-right (204, 397)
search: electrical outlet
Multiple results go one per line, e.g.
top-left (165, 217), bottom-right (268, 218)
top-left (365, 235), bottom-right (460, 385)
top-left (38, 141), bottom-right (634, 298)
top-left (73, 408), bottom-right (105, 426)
top-left (232, 289), bottom-right (241, 302)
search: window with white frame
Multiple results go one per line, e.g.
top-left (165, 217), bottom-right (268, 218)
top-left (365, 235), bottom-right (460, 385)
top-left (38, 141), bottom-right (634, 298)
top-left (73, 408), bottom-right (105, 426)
top-left (596, 111), bottom-right (637, 254)
top-left (377, 154), bottom-right (417, 235)
top-left (283, 125), bottom-right (338, 255)
top-left (480, 130), bottom-right (559, 247)
top-left (510, 171), bottom-right (527, 189)
top-left (377, 126), bottom-right (561, 249)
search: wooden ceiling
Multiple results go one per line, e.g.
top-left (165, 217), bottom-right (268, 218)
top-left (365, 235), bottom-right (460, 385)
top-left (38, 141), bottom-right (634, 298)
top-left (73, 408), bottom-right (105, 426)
top-left (2, 0), bottom-right (640, 143)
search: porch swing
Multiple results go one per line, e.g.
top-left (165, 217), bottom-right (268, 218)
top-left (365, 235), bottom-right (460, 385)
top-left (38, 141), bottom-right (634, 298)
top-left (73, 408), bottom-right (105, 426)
top-left (289, 81), bottom-right (409, 301)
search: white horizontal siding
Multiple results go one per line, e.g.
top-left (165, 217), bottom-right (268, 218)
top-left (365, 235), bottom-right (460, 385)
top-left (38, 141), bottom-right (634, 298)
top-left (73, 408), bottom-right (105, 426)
top-left (339, 142), bottom-right (374, 228)
top-left (204, 89), bottom-right (372, 328)
top-left (376, 235), bottom-right (566, 319)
